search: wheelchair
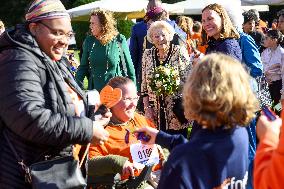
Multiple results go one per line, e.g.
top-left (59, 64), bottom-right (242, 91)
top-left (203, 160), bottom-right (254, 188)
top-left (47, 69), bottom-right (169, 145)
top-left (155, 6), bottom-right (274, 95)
top-left (86, 164), bottom-right (154, 189)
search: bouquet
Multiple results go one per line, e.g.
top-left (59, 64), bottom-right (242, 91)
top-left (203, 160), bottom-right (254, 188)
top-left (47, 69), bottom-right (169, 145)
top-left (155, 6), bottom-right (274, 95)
top-left (148, 65), bottom-right (180, 96)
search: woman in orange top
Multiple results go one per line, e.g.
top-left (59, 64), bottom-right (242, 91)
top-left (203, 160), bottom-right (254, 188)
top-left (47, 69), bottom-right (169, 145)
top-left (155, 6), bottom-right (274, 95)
top-left (254, 111), bottom-right (284, 189)
top-left (176, 17), bottom-right (206, 55)
top-left (88, 76), bottom-right (164, 188)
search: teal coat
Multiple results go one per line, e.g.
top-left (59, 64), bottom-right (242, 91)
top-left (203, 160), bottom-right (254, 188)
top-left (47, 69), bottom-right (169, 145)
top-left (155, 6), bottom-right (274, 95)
top-left (76, 34), bottom-right (136, 91)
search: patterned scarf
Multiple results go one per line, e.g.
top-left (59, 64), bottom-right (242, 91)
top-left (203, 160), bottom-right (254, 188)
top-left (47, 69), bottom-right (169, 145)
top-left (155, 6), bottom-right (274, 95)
top-left (25, 0), bottom-right (70, 22)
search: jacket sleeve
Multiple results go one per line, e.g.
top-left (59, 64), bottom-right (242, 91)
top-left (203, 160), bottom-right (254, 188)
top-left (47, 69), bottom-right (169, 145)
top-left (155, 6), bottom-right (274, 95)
top-left (75, 36), bottom-right (90, 88)
top-left (0, 49), bottom-right (93, 146)
top-left (240, 34), bottom-right (263, 78)
top-left (120, 34), bottom-right (136, 85)
top-left (157, 150), bottom-right (188, 189)
top-left (156, 131), bottom-right (188, 151)
top-left (220, 39), bottom-right (242, 62)
top-left (254, 126), bottom-right (284, 189)
top-left (129, 24), bottom-right (139, 74)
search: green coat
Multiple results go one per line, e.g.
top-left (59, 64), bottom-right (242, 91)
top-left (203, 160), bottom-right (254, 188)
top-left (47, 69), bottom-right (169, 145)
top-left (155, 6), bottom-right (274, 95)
top-left (76, 34), bottom-right (136, 91)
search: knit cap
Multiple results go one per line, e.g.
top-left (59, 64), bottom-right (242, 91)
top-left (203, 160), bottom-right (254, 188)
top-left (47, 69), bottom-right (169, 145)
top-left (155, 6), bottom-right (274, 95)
top-left (25, 0), bottom-right (70, 22)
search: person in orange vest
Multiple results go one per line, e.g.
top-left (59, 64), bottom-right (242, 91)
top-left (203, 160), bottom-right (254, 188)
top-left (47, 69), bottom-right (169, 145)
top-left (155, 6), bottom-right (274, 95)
top-left (254, 109), bottom-right (283, 189)
top-left (88, 76), bottom-right (165, 188)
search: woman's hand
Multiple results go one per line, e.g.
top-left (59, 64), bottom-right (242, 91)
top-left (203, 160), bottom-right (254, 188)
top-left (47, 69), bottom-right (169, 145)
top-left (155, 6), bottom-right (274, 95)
top-left (134, 126), bottom-right (159, 145)
top-left (122, 160), bottom-right (136, 177)
top-left (256, 115), bottom-right (282, 141)
top-left (91, 118), bottom-right (110, 145)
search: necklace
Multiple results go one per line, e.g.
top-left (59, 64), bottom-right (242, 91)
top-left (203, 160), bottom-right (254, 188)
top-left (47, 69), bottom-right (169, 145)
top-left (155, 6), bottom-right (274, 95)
top-left (155, 45), bottom-right (172, 66)
top-left (156, 47), bottom-right (169, 61)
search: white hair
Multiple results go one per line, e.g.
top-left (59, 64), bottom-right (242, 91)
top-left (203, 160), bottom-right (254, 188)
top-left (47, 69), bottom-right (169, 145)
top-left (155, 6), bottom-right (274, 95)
top-left (147, 20), bottom-right (175, 44)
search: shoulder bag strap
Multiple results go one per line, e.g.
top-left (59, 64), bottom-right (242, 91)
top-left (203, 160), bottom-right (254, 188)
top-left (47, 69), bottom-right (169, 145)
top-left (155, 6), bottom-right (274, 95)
top-left (117, 38), bottom-right (128, 77)
top-left (3, 131), bottom-right (32, 183)
top-left (3, 132), bottom-right (23, 164)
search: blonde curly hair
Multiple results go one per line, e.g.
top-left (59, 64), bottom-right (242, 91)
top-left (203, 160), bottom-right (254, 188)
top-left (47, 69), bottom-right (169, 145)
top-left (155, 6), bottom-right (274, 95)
top-left (183, 53), bottom-right (259, 129)
top-left (90, 9), bottom-right (118, 45)
top-left (176, 16), bottom-right (193, 35)
top-left (201, 3), bottom-right (240, 45)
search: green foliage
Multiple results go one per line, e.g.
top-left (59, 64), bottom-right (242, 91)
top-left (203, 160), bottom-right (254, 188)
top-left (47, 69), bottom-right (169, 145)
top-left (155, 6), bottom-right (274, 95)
top-left (71, 21), bottom-right (90, 49)
top-left (117, 20), bottom-right (134, 39)
top-left (0, 0), bottom-right (28, 27)
top-left (72, 0), bottom-right (95, 7)
top-left (61, 0), bottom-right (77, 9)
top-left (72, 19), bottom-right (134, 50)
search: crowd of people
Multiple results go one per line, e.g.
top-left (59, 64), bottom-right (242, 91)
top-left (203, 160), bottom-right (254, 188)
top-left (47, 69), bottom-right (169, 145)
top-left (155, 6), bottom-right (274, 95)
top-left (1, 0), bottom-right (284, 189)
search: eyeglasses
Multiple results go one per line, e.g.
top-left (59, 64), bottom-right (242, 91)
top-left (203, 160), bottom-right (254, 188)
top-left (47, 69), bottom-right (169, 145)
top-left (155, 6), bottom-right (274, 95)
top-left (38, 22), bottom-right (75, 41)
top-left (122, 96), bottom-right (140, 102)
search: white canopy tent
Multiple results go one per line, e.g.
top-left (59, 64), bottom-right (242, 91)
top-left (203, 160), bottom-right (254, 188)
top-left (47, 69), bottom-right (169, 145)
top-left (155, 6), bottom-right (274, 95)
top-left (67, 0), bottom-right (184, 21)
top-left (174, 0), bottom-right (269, 15)
top-left (67, 0), bottom-right (273, 21)
top-left (241, 0), bottom-right (284, 5)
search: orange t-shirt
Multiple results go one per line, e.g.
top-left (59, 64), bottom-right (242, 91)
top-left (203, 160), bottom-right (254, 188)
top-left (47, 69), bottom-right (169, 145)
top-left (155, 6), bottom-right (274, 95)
top-left (89, 113), bottom-right (155, 159)
top-left (191, 32), bottom-right (207, 54)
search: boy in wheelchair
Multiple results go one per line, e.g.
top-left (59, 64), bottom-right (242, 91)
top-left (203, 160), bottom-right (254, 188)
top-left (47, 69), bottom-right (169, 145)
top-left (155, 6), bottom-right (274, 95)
top-left (87, 77), bottom-right (166, 189)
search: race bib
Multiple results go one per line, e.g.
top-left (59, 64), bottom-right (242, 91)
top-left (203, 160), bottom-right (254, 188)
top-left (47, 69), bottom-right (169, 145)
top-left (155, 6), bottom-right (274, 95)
top-left (130, 142), bottom-right (159, 167)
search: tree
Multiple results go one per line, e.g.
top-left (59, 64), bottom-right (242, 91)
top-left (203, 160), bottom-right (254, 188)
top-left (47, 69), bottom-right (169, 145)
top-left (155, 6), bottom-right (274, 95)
top-left (0, 0), bottom-right (88, 27)
top-left (71, 0), bottom-right (95, 7)
top-left (0, 0), bottom-right (31, 27)
top-left (162, 0), bottom-right (181, 3)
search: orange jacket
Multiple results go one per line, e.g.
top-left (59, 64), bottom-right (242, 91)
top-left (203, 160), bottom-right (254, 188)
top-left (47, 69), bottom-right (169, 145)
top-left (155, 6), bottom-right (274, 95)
top-left (254, 111), bottom-right (284, 189)
top-left (89, 113), bottom-right (162, 179)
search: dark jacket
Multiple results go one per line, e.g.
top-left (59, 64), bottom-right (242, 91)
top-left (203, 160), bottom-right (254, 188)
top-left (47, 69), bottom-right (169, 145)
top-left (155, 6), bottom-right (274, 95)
top-left (0, 24), bottom-right (93, 188)
top-left (156, 127), bottom-right (249, 189)
top-left (129, 21), bottom-right (147, 83)
top-left (206, 38), bottom-right (242, 62)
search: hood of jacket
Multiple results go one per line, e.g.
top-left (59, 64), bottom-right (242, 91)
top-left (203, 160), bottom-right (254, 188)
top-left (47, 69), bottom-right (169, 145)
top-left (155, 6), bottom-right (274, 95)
top-left (0, 24), bottom-right (44, 59)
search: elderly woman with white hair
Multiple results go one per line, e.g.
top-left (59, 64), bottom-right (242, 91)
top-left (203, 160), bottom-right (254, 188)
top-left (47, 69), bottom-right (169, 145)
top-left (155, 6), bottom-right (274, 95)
top-left (141, 20), bottom-right (191, 137)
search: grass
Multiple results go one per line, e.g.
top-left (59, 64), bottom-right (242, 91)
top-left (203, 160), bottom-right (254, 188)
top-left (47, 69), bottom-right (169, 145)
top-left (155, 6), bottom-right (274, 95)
top-left (73, 50), bottom-right (88, 90)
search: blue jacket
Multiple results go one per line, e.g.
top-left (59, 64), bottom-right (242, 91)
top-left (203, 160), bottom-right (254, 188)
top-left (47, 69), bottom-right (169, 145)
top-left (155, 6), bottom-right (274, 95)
top-left (239, 31), bottom-right (263, 78)
top-left (129, 21), bottom-right (147, 80)
top-left (156, 127), bottom-right (249, 189)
